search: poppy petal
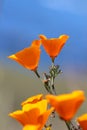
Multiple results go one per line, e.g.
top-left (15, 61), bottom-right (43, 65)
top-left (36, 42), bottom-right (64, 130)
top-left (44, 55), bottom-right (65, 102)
top-left (8, 46), bottom-right (41, 71)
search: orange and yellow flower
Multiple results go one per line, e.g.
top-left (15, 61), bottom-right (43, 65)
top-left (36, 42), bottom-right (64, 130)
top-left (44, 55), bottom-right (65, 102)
top-left (46, 90), bottom-right (85, 121)
top-left (77, 114), bottom-right (87, 130)
top-left (39, 34), bottom-right (69, 61)
top-left (9, 94), bottom-right (53, 130)
top-left (8, 40), bottom-right (41, 71)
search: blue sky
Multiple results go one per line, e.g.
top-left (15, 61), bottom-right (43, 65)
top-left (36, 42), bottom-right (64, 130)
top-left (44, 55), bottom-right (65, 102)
top-left (0, 0), bottom-right (86, 71)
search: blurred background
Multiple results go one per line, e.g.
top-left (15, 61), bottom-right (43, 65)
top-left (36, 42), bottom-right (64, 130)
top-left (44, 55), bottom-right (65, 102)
top-left (0, 0), bottom-right (87, 130)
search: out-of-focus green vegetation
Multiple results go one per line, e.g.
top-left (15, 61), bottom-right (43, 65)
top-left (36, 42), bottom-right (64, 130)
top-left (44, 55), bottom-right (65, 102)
top-left (0, 63), bottom-right (87, 130)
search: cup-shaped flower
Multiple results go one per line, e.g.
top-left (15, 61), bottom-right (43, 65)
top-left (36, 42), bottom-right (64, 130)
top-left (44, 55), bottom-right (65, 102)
top-left (77, 114), bottom-right (87, 130)
top-left (46, 90), bottom-right (85, 121)
top-left (8, 40), bottom-right (41, 71)
top-left (9, 95), bottom-right (54, 130)
top-left (39, 34), bottom-right (69, 62)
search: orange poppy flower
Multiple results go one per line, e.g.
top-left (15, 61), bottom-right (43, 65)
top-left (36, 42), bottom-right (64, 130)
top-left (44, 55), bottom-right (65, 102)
top-left (39, 34), bottom-right (69, 61)
top-left (8, 40), bottom-right (41, 71)
top-left (46, 90), bottom-right (85, 121)
top-left (9, 96), bottom-right (53, 130)
top-left (77, 114), bottom-right (87, 130)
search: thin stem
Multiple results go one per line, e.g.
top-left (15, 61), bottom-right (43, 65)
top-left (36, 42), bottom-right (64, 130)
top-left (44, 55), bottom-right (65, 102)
top-left (34, 70), bottom-right (40, 78)
top-left (65, 121), bottom-right (71, 130)
top-left (34, 70), bottom-right (53, 94)
top-left (51, 76), bottom-right (56, 95)
top-left (50, 61), bottom-right (56, 95)
top-left (51, 57), bottom-right (55, 63)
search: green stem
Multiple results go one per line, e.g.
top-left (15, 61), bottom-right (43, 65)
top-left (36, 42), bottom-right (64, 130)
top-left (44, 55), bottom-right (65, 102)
top-left (51, 57), bottom-right (55, 63)
top-left (51, 62), bottom-right (56, 95)
top-left (65, 121), bottom-right (71, 130)
top-left (51, 76), bottom-right (56, 95)
top-left (34, 70), bottom-right (40, 78)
